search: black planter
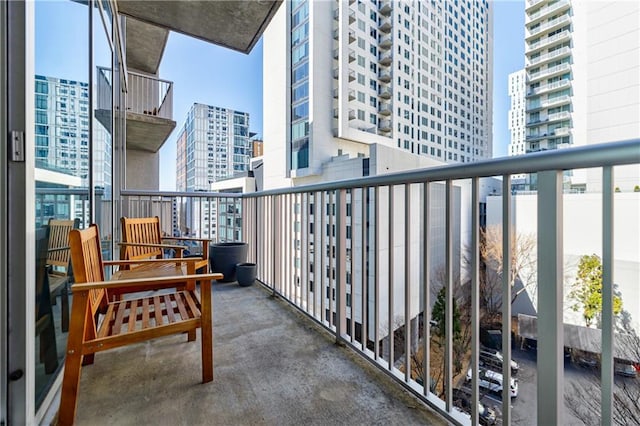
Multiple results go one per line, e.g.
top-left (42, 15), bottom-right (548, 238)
top-left (209, 242), bottom-right (248, 282)
top-left (236, 263), bottom-right (257, 287)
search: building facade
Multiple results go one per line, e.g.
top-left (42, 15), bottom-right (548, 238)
top-left (176, 103), bottom-right (251, 192)
top-left (523, 0), bottom-right (640, 190)
top-left (263, 0), bottom-right (493, 189)
top-left (508, 69), bottom-right (527, 157)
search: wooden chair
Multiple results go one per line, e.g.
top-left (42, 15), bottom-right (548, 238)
top-left (57, 224), bottom-right (222, 425)
top-left (46, 218), bottom-right (79, 332)
top-left (35, 228), bottom-right (59, 375)
top-left (119, 216), bottom-right (210, 273)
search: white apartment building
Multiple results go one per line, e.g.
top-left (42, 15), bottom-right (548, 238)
top-left (524, 0), bottom-right (640, 190)
top-left (508, 69), bottom-right (527, 157)
top-left (175, 103), bottom-right (251, 238)
top-left (263, 0), bottom-right (493, 189)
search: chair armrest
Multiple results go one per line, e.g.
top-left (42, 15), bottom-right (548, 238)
top-left (71, 273), bottom-right (223, 292)
top-left (162, 237), bottom-right (212, 243)
top-left (118, 242), bottom-right (186, 251)
top-left (47, 246), bottom-right (70, 253)
top-left (103, 258), bottom-right (201, 266)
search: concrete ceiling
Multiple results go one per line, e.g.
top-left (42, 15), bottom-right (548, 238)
top-left (116, 1), bottom-right (282, 66)
top-left (125, 18), bottom-right (169, 75)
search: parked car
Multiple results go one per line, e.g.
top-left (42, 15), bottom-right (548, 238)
top-left (614, 362), bottom-right (637, 377)
top-left (466, 368), bottom-right (518, 398)
top-left (480, 329), bottom-right (502, 351)
top-left (453, 388), bottom-right (498, 426)
top-left (479, 349), bottom-right (519, 374)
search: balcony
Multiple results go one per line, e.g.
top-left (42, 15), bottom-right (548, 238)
top-left (526, 14), bottom-right (571, 40)
top-left (526, 0), bottom-right (570, 25)
top-left (527, 46), bottom-right (571, 66)
top-left (379, 34), bottom-right (392, 50)
top-left (378, 103), bottom-right (392, 116)
top-left (379, 16), bottom-right (392, 33)
top-left (378, 84), bottom-right (392, 99)
top-left (379, 51), bottom-right (392, 66)
top-left (527, 30), bottom-right (571, 54)
top-left (379, 0), bottom-right (392, 16)
top-left (527, 79), bottom-right (571, 96)
top-left (525, 0), bottom-right (546, 10)
top-left (378, 69), bottom-right (391, 82)
top-left (378, 118), bottom-right (392, 131)
top-left (71, 282), bottom-right (446, 425)
top-left (528, 63), bottom-right (571, 82)
top-left (333, 68), bottom-right (356, 82)
top-left (96, 67), bottom-right (176, 153)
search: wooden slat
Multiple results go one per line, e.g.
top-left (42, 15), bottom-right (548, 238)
top-left (113, 300), bottom-right (128, 335)
top-left (183, 291), bottom-right (201, 319)
top-left (142, 297), bottom-right (150, 329)
top-left (128, 299), bottom-right (138, 333)
top-left (153, 295), bottom-right (163, 326)
top-left (163, 294), bottom-right (176, 323)
top-left (98, 303), bottom-right (117, 338)
top-left (175, 293), bottom-right (189, 320)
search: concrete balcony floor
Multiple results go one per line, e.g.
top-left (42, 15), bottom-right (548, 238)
top-left (70, 282), bottom-right (447, 425)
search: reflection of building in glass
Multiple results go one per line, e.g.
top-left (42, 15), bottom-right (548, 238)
top-left (34, 74), bottom-right (112, 227)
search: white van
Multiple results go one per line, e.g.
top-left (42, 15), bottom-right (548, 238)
top-left (466, 367), bottom-right (518, 398)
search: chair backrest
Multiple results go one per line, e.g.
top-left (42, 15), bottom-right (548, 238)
top-left (120, 216), bottom-right (164, 261)
top-left (69, 224), bottom-right (106, 316)
top-left (47, 218), bottom-right (79, 275)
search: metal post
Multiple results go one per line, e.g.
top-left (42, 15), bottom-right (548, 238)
top-left (422, 181), bottom-right (431, 395)
top-left (537, 170), bottom-right (563, 426)
top-left (361, 187), bottom-right (368, 352)
top-left (470, 177), bottom-right (480, 426)
top-left (388, 185), bottom-right (395, 370)
top-left (444, 180), bottom-right (453, 410)
top-left (601, 166), bottom-right (614, 424)
top-left (502, 175), bottom-right (512, 423)
top-left (404, 183), bottom-right (411, 382)
top-left (374, 187), bottom-right (380, 360)
top-left (336, 189), bottom-right (347, 343)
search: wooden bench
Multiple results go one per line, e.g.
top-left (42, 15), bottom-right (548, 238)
top-left (57, 224), bottom-right (222, 425)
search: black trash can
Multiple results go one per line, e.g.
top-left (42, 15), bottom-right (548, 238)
top-left (209, 242), bottom-right (248, 282)
top-left (236, 263), bottom-right (257, 287)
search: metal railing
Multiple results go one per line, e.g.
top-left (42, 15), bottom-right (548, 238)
top-left (118, 139), bottom-right (639, 425)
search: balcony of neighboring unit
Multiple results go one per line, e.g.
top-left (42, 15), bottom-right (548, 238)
top-left (525, 0), bottom-right (546, 11)
top-left (96, 67), bottom-right (176, 153)
top-left (527, 46), bottom-right (571, 67)
top-left (526, 31), bottom-right (571, 55)
top-left (526, 14), bottom-right (571, 40)
top-left (378, 84), bottom-right (392, 99)
top-left (547, 111), bottom-right (571, 123)
top-left (378, 51), bottom-right (392, 66)
top-left (333, 108), bottom-right (356, 120)
top-left (528, 62), bottom-right (571, 83)
top-left (526, 0), bottom-right (570, 25)
top-left (527, 78), bottom-right (571, 96)
top-left (348, 49), bottom-right (356, 62)
top-left (527, 94), bottom-right (571, 111)
top-left (378, 16), bottom-right (392, 33)
top-left (333, 68), bottom-right (356, 82)
top-left (379, 0), bottom-right (392, 16)
top-left (333, 88), bottom-right (356, 101)
top-left (378, 118), bottom-right (392, 132)
top-left (378, 69), bottom-right (391, 82)
top-left (333, 8), bottom-right (355, 24)
top-left (378, 103), bottom-right (392, 116)
top-left (379, 34), bottom-right (392, 50)
top-left (348, 29), bottom-right (356, 43)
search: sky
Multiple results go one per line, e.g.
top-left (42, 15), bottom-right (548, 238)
top-left (34, 0), bottom-right (526, 191)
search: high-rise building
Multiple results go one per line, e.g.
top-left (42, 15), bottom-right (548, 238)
top-left (508, 69), bottom-right (527, 157)
top-left (176, 103), bottom-right (251, 192)
top-left (263, 0), bottom-right (493, 189)
top-left (524, 2), bottom-right (640, 147)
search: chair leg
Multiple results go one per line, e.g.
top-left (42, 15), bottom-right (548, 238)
top-left (200, 281), bottom-right (213, 383)
top-left (40, 316), bottom-right (59, 374)
top-left (58, 350), bottom-right (83, 426)
top-left (61, 285), bottom-right (70, 332)
top-left (187, 329), bottom-right (196, 342)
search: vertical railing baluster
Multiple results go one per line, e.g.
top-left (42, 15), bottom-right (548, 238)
top-left (537, 170), bottom-right (563, 426)
top-left (422, 181), bottom-right (431, 396)
top-left (361, 187), bottom-right (368, 353)
top-left (320, 191), bottom-right (326, 325)
top-left (329, 190), bottom-right (335, 329)
top-left (336, 189), bottom-right (347, 342)
top-left (601, 166), bottom-right (614, 424)
top-left (388, 185), bottom-right (395, 371)
top-left (470, 177), bottom-right (480, 426)
top-left (374, 186), bottom-right (380, 361)
top-left (445, 180), bottom-right (453, 411)
top-left (404, 183), bottom-right (411, 383)
top-left (502, 176), bottom-right (512, 423)
top-left (350, 189), bottom-right (355, 343)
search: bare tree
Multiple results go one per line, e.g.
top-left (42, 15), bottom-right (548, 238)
top-left (564, 333), bottom-right (640, 426)
top-left (463, 224), bottom-right (537, 322)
